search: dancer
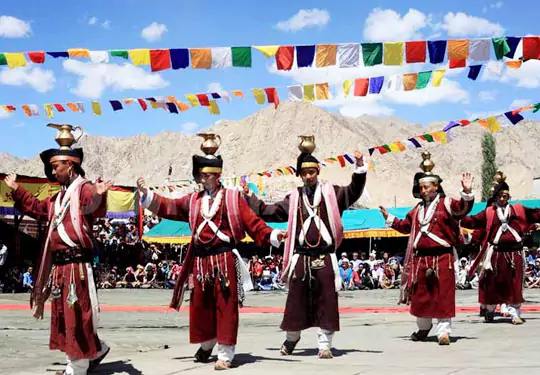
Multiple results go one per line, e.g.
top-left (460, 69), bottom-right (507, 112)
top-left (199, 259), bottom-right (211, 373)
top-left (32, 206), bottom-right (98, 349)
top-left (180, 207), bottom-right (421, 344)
top-left (137, 133), bottom-right (285, 370)
top-left (379, 151), bottom-right (474, 345)
top-left (4, 124), bottom-right (112, 375)
top-left (247, 136), bottom-right (367, 359)
top-left (461, 171), bottom-right (540, 324)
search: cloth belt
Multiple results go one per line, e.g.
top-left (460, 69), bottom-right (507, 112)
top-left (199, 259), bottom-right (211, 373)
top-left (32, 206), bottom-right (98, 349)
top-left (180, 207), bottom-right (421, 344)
top-left (193, 246), bottom-right (234, 257)
top-left (491, 243), bottom-right (523, 253)
top-left (52, 248), bottom-right (93, 265)
top-left (295, 245), bottom-right (335, 256)
top-left (414, 247), bottom-right (454, 257)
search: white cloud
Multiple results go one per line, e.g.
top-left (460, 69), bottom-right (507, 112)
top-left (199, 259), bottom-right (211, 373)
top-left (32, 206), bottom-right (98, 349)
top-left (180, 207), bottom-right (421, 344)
top-left (275, 9), bottom-right (329, 33)
top-left (88, 16), bottom-right (98, 25)
top-left (180, 122), bottom-right (201, 134)
top-left (483, 1), bottom-right (504, 13)
top-left (141, 22), bottom-right (168, 42)
top-left (101, 20), bottom-right (111, 29)
top-left (0, 15), bottom-right (31, 38)
top-left (13, 121), bottom-right (25, 128)
top-left (0, 66), bottom-right (55, 92)
top-left (438, 12), bottom-right (504, 37)
top-left (207, 82), bottom-right (224, 93)
top-left (385, 79), bottom-right (469, 106)
top-left (321, 95), bottom-right (395, 117)
top-left (62, 60), bottom-right (169, 99)
top-left (0, 108), bottom-right (13, 119)
top-left (465, 108), bottom-right (506, 120)
top-left (510, 98), bottom-right (531, 108)
top-left (479, 90), bottom-right (497, 101)
top-left (363, 8), bottom-right (431, 41)
top-left (482, 60), bottom-right (540, 88)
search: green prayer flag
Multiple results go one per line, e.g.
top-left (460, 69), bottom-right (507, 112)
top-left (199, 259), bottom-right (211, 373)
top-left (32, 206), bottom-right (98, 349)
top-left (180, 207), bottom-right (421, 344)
top-left (492, 38), bottom-right (511, 60)
top-left (0, 53), bottom-right (7, 65)
top-left (231, 47), bottom-right (251, 67)
top-left (110, 50), bottom-right (129, 59)
top-left (533, 103), bottom-right (540, 113)
top-left (423, 134), bottom-right (434, 142)
top-left (361, 43), bottom-right (382, 66)
top-left (416, 71), bottom-right (432, 89)
top-left (382, 144), bottom-right (392, 152)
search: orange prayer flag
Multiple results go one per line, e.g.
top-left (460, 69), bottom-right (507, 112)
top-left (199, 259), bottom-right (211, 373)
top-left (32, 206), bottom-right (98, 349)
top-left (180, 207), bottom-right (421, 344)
top-left (21, 105), bottom-right (31, 117)
top-left (231, 90), bottom-right (244, 98)
top-left (315, 44), bottom-right (338, 67)
top-left (478, 119), bottom-right (489, 129)
top-left (505, 60), bottom-right (522, 69)
top-left (447, 39), bottom-right (469, 60)
top-left (66, 103), bottom-right (79, 112)
top-left (190, 48), bottom-right (212, 69)
top-left (403, 73), bottom-right (418, 91)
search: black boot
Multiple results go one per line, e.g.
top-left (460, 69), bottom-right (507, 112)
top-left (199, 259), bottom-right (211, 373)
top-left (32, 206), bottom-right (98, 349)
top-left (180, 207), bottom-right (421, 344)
top-left (194, 347), bottom-right (213, 363)
top-left (411, 325), bottom-right (432, 342)
top-left (479, 307), bottom-right (486, 317)
top-left (484, 311), bottom-right (495, 323)
top-left (280, 339), bottom-right (300, 355)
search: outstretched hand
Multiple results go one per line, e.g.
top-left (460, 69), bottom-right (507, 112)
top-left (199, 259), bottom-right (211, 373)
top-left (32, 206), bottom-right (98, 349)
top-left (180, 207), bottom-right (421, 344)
top-left (4, 173), bottom-right (19, 191)
top-left (137, 177), bottom-right (148, 196)
top-left (379, 206), bottom-right (389, 220)
top-left (354, 150), bottom-right (364, 167)
top-left (461, 172), bottom-right (473, 194)
top-left (95, 178), bottom-right (113, 195)
top-left (277, 230), bottom-right (288, 242)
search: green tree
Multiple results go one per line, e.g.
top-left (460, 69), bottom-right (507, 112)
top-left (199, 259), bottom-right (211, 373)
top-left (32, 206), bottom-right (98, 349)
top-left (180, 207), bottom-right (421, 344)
top-left (481, 132), bottom-right (497, 201)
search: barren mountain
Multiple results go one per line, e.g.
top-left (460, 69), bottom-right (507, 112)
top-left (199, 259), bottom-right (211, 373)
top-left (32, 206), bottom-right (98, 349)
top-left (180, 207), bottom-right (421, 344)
top-left (1, 102), bottom-right (539, 207)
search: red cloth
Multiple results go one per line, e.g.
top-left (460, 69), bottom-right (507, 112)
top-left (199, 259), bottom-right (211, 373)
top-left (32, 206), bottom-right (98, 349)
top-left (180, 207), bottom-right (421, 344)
top-left (53, 104), bottom-right (66, 112)
top-left (276, 46), bottom-right (294, 71)
top-left (354, 78), bottom-right (369, 96)
top-left (28, 51), bottom-right (45, 63)
top-left (405, 41), bottom-right (426, 63)
top-left (196, 94), bottom-right (210, 106)
top-left (478, 251), bottom-right (524, 305)
top-left (449, 58), bottom-right (466, 69)
top-left (523, 36), bottom-right (540, 60)
top-left (150, 49), bottom-right (171, 72)
top-left (137, 98), bottom-right (148, 111)
top-left (264, 87), bottom-right (280, 108)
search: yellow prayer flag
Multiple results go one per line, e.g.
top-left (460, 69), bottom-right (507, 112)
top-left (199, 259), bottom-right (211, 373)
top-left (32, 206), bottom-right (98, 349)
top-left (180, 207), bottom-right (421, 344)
top-left (251, 89), bottom-right (266, 105)
top-left (253, 45), bottom-right (280, 58)
top-left (315, 44), bottom-right (338, 67)
top-left (44, 104), bottom-right (54, 118)
top-left (176, 101), bottom-right (190, 112)
top-left (185, 94), bottom-right (200, 107)
top-left (437, 131), bottom-right (448, 145)
top-left (148, 100), bottom-right (162, 109)
top-left (128, 49), bottom-right (151, 65)
top-left (486, 116), bottom-right (502, 133)
top-left (383, 42), bottom-right (404, 65)
top-left (343, 79), bottom-right (353, 97)
top-left (231, 90), bottom-right (244, 98)
top-left (303, 84), bottom-right (315, 102)
top-left (5, 53), bottom-right (27, 69)
top-left (432, 70), bottom-right (446, 87)
top-left (68, 49), bottom-right (90, 58)
top-left (190, 48), bottom-right (212, 69)
top-left (91, 101), bottom-right (102, 115)
top-left (208, 100), bottom-right (220, 115)
top-left (66, 103), bottom-right (79, 112)
top-left (447, 39), bottom-right (470, 60)
top-left (315, 83), bottom-right (329, 100)
top-left (403, 73), bottom-right (418, 91)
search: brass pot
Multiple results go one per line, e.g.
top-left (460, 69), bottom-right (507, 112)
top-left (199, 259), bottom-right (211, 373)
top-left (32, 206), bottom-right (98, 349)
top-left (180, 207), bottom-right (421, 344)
top-left (47, 123), bottom-right (84, 150)
top-left (298, 135), bottom-right (316, 153)
top-left (419, 151), bottom-right (434, 173)
top-left (197, 133), bottom-right (221, 155)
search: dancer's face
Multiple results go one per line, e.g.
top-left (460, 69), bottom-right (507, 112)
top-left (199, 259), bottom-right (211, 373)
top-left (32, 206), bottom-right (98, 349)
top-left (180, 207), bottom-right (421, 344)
top-left (51, 160), bottom-right (73, 185)
top-left (419, 182), bottom-right (438, 201)
top-left (497, 192), bottom-right (510, 207)
top-left (199, 172), bottom-right (220, 192)
top-left (300, 168), bottom-right (319, 188)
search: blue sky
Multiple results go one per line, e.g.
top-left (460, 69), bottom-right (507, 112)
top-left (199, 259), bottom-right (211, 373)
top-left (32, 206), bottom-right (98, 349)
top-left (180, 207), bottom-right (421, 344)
top-left (1, 0), bottom-right (539, 158)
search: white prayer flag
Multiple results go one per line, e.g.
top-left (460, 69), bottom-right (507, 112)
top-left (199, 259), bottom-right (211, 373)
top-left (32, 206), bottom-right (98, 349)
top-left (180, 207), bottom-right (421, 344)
top-left (211, 47), bottom-right (232, 69)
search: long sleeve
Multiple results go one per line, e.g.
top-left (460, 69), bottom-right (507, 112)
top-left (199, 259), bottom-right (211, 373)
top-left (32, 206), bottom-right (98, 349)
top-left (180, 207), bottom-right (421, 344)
top-left (246, 193), bottom-right (291, 223)
top-left (79, 183), bottom-right (108, 219)
top-left (334, 166), bottom-right (368, 212)
top-left (141, 189), bottom-right (191, 222)
top-left (446, 191), bottom-right (475, 220)
top-left (525, 207), bottom-right (540, 223)
top-left (11, 185), bottom-right (52, 222)
top-left (386, 210), bottom-right (414, 234)
top-left (238, 196), bottom-right (280, 248)
top-left (460, 210), bottom-right (487, 230)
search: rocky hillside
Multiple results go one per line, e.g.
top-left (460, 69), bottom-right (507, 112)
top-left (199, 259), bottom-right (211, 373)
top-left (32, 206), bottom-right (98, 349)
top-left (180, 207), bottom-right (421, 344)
top-left (1, 102), bottom-right (539, 207)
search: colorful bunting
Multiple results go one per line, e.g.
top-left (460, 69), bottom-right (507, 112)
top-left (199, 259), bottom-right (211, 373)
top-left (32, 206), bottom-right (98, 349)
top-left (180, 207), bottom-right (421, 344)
top-left (337, 43), bottom-right (360, 68)
top-left (448, 39), bottom-right (469, 60)
top-left (416, 71), bottom-right (431, 89)
top-left (428, 40), bottom-right (447, 64)
top-left (406, 41), bottom-right (426, 63)
top-left (361, 43), bottom-right (383, 66)
top-left (232, 47), bottom-right (251, 67)
top-left (383, 42), bottom-right (404, 65)
top-left (252, 89), bottom-right (266, 104)
top-left (190, 48), bottom-right (212, 69)
top-left (315, 44), bottom-right (337, 67)
top-left (469, 39), bottom-right (490, 61)
top-left (150, 50), bottom-right (171, 71)
top-left (128, 49), bottom-right (150, 65)
top-left (369, 76), bottom-right (384, 94)
top-left (354, 78), bottom-right (369, 96)
top-left (276, 46), bottom-right (294, 70)
top-left (303, 84), bottom-right (315, 102)
top-left (296, 45), bottom-right (316, 67)
top-left (315, 83), bottom-right (329, 100)
top-left (28, 51), bottom-right (45, 64)
top-left (492, 38), bottom-right (511, 60)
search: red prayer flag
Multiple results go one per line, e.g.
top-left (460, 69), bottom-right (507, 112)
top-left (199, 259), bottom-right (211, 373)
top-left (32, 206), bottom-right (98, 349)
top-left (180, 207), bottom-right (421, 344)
top-left (196, 94), bottom-right (210, 106)
top-left (264, 87), bottom-right (280, 109)
top-left (263, 171), bottom-right (272, 177)
top-left (405, 41), bottom-right (426, 63)
top-left (459, 119), bottom-right (471, 126)
top-left (5, 105), bottom-right (16, 111)
top-left (523, 37), bottom-right (540, 60)
top-left (353, 78), bottom-right (369, 96)
top-left (449, 58), bottom-right (466, 69)
top-left (276, 46), bottom-right (294, 71)
top-left (137, 99), bottom-right (148, 111)
top-left (376, 146), bottom-right (389, 154)
top-left (150, 49), bottom-right (171, 72)
top-left (28, 51), bottom-right (45, 64)
top-left (336, 155), bottom-right (346, 167)
top-left (53, 104), bottom-right (66, 112)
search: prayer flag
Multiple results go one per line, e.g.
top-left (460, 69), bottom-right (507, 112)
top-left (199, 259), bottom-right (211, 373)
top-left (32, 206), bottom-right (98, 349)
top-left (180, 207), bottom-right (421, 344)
top-left (129, 49), bottom-right (150, 65)
top-left (428, 40), bottom-right (447, 64)
top-left (288, 85), bottom-right (303, 101)
top-left (403, 73), bottom-right (418, 91)
top-left (211, 47), bottom-right (232, 69)
top-left (449, 58), bottom-right (466, 69)
top-left (137, 99), bottom-right (148, 111)
top-left (47, 52), bottom-right (69, 59)
top-left (407, 138), bottom-right (421, 148)
top-left (486, 116), bottom-right (502, 133)
top-left (303, 84), bottom-right (315, 102)
top-left (76, 102), bottom-right (85, 112)
top-left (208, 100), bottom-right (220, 115)
top-left (383, 42), bottom-right (404, 65)
top-left (315, 83), bottom-right (329, 100)
top-left (523, 37), bottom-right (540, 60)
top-left (66, 103), bottom-right (79, 112)
top-left (110, 100), bottom-right (123, 111)
top-left (369, 76), bottom-right (384, 94)
top-left (89, 51), bottom-right (109, 63)
top-left (231, 90), bottom-right (244, 98)
top-left (196, 94), bottom-right (210, 106)
top-left (421, 134), bottom-right (434, 142)
top-left (68, 49), bottom-right (90, 58)
top-left (28, 51), bottom-right (45, 64)
top-left (110, 50), bottom-right (129, 59)
top-left (44, 104), bottom-right (54, 118)
top-left (185, 94), bottom-right (200, 107)
top-left (354, 78), bottom-right (369, 96)
top-left (505, 37), bottom-right (521, 59)
top-left (170, 49), bottom-right (189, 69)
top-left (377, 146), bottom-right (390, 154)
top-left (166, 103), bottom-right (178, 114)
top-left (231, 47), bottom-right (251, 67)
top-left (467, 65), bottom-right (482, 80)
top-left (296, 45), bottom-right (315, 68)
top-left (432, 70), bottom-right (445, 87)
top-left (252, 89), bottom-right (266, 104)
top-left (505, 60), bottom-right (522, 69)
top-left (416, 71), bottom-right (431, 89)
top-left (361, 43), bottom-right (382, 66)
top-left (337, 43), bottom-right (360, 68)
top-left (276, 46), bottom-right (294, 70)
top-left (264, 87), bottom-right (280, 108)
top-left (336, 155), bottom-right (346, 167)
top-left (91, 101), bottom-right (102, 115)
top-left (447, 39), bottom-right (469, 59)
top-left (469, 39), bottom-right (490, 61)
top-left (53, 104), bottom-right (66, 112)
top-left (150, 49), bottom-right (171, 71)
top-left (492, 37), bottom-right (511, 60)
top-left (405, 41), bottom-right (426, 63)
top-left (504, 111), bottom-right (524, 125)
top-left (4, 53), bottom-right (27, 69)
top-left (190, 48), bottom-right (212, 69)
top-left (315, 44), bottom-right (338, 67)
top-left (343, 79), bottom-right (353, 97)
top-left (253, 45), bottom-right (280, 58)
top-left (0, 54), bottom-right (6, 65)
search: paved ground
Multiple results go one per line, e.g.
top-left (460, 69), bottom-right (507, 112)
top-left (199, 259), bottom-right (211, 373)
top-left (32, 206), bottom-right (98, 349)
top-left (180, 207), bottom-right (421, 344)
top-left (1, 288), bottom-right (539, 375)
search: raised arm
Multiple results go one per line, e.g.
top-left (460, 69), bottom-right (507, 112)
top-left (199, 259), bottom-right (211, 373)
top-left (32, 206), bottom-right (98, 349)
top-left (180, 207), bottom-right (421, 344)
top-left (79, 180), bottom-right (112, 219)
top-left (447, 172), bottom-right (475, 220)
top-left (238, 195), bottom-right (283, 248)
top-left (525, 207), bottom-right (540, 223)
top-left (380, 206), bottom-right (414, 235)
top-left (6, 172), bottom-right (51, 222)
top-left (246, 193), bottom-right (291, 223)
top-left (460, 210), bottom-right (487, 230)
top-left (335, 151), bottom-right (368, 212)
top-left (137, 177), bottom-right (190, 222)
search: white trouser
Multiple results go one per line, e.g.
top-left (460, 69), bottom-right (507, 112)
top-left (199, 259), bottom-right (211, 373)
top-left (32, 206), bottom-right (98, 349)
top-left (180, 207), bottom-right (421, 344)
top-left (200, 338), bottom-right (235, 362)
top-left (286, 329), bottom-right (334, 351)
top-left (416, 317), bottom-right (451, 339)
top-left (65, 357), bottom-right (89, 375)
top-left (485, 304), bottom-right (521, 318)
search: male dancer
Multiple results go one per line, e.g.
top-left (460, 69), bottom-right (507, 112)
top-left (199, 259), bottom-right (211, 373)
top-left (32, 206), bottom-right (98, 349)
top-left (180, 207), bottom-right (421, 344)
top-left (137, 134), bottom-right (285, 370)
top-left (4, 124), bottom-right (112, 375)
top-left (461, 171), bottom-right (540, 324)
top-left (379, 151), bottom-right (474, 345)
top-left (247, 137), bottom-right (367, 359)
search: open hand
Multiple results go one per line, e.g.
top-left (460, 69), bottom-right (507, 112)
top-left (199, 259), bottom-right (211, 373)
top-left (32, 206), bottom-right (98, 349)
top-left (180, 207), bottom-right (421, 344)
top-left (137, 177), bottom-right (148, 195)
top-left (4, 173), bottom-right (19, 191)
top-left (379, 206), bottom-right (389, 220)
top-left (461, 172), bottom-right (473, 194)
top-left (95, 179), bottom-right (113, 195)
top-left (277, 230), bottom-right (288, 242)
top-left (354, 150), bottom-right (364, 167)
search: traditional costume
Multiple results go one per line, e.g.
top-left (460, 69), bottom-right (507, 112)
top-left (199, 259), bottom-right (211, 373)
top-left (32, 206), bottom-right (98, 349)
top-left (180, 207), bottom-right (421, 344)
top-left (9, 124), bottom-right (109, 375)
top-left (385, 152), bottom-right (474, 345)
top-left (461, 171), bottom-right (540, 324)
top-left (140, 134), bottom-right (281, 370)
top-left (246, 136), bottom-right (367, 358)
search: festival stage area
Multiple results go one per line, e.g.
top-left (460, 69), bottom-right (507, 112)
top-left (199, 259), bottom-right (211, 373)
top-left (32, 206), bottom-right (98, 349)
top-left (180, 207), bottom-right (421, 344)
top-left (1, 289), bottom-right (538, 375)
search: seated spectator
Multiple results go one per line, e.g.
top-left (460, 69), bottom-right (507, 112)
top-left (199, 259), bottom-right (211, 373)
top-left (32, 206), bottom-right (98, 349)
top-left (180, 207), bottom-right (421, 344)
top-left (142, 263), bottom-right (157, 288)
top-left (380, 264), bottom-right (396, 289)
top-left (351, 252), bottom-right (362, 272)
top-left (101, 267), bottom-right (118, 289)
top-left (117, 267), bottom-right (138, 288)
top-left (340, 260), bottom-right (354, 290)
top-left (456, 258), bottom-right (471, 290)
top-left (22, 267), bottom-right (33, 292)
top-left (338, 252), bottom-right (349, 267)
top-left (371, 262), bottom-right (384, 289)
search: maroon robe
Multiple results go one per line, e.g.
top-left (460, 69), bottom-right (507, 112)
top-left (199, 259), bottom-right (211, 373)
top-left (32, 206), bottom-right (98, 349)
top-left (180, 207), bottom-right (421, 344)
top-left (145, 188), bottom-right (274, 345)
top-left (248, 172), bottom-right (366, 332)
top-left (11, 182), bottom-right (107, 360)
top-left (391, 194), bottom-right (473, 318)
top-left (461, 204), bottom-right (540, 305)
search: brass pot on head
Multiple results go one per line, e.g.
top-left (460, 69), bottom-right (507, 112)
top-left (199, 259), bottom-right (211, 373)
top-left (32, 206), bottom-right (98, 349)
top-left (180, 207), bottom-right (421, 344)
top-left (197, 133), bottom-right (221, 156)
top-left (47, 123), bottom-right (84, 150)
top-left (298, 135), bottom-right (316, 154)
top-left (419, 151), bottom-right (435, 174)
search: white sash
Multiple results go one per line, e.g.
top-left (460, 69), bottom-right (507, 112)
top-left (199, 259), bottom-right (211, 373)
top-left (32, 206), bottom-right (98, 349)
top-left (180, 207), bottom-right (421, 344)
top-left (54, 176), bottom-right (85, 248)
top-left (298, 184), bottom-right (333, 246)
top-left (195, 190), bottom-right (231, 244)
top-left (484, 205), bottom-right (522, 271)
top-left (413, 194), bottom-right (451, 249)
top-left (232, 249), bottom-right (253, 292)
